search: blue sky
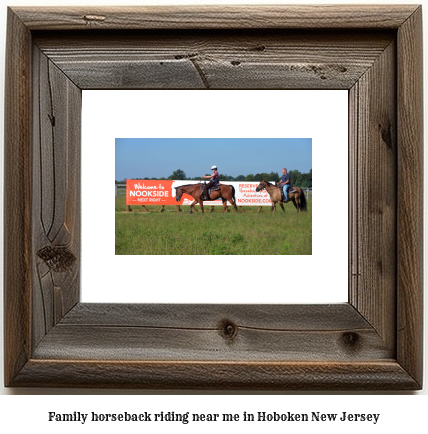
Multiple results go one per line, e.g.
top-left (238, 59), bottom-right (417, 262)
top-left (115, 138), bottom-right (311, 180)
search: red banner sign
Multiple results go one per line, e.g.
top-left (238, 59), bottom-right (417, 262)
top-left (126, 180), bottom-right (189, 205)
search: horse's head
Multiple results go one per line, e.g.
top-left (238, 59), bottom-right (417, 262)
top-left (255, 180), bottom-right (266, 192)
top-left (174, 187), bottom-right (182, 202)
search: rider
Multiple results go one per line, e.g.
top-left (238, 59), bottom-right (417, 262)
top-left (277, 168), bottom-right (290, 202)
top-left (202, 165), bottom-right (219, 200)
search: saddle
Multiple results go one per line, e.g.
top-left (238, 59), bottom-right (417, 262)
top-left (201, 182), bottom-right (220, 199)
top-left (279, 185), bottom-right (297, 202)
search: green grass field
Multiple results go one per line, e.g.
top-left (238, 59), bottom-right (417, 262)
top-left (115, 197), bottom-right (312, 255)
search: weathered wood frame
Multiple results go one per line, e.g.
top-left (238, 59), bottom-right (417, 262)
top-left (4, 5), bottom-right (423, 389)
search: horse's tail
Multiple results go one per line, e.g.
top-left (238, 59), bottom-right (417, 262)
top-left (299, 187), bottom-right (308, 211)
top-left (230, 185), bottom-right (236, 204)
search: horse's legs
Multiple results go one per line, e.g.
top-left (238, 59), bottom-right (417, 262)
top-left (224, 189), bottom-right (238, 212)
top-left (279, 201), bottom-right (285, 212)
top-left (294, 195), bottom-right (299, 212)
top-left (222, 198), bottom-right (227, 213)
top-left (271, 202), bottom-right (275, 212)
top-left (198, 198), bottom-right (204, 213)
top-left (230, 197), bottom-right (238, 212)
top-left (221, 198), bottom-right (232, 213)
top-left (190, 200), bottom-right (199, 213)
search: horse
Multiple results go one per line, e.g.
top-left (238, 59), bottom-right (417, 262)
top-left (188, 199), bottom-right (229, 213)
top-left (175, 183), bottom-right (238, 213)
top-left (255, 180), bottom-right (307, 212)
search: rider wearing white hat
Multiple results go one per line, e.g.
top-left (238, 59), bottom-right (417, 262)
top-left (202, 166), bottom-right (219, 200)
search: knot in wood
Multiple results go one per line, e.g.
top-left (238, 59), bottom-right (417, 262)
top-left (47, 113), bottom-right (55, 126)
top-left (83, 15), bottom-right (106, 23)
top-left (251, 44), bottom-right (266, 51)
top-left (37, 245), bottom-right (76, 272)
top-left (175, 53), bottom-right (198, 60)
top-left (219, 320), bottom-right (238, 340)
top-left (378, 122), bottom-right (393, 149)
top-left (341, 332), bottom-right (361, 350)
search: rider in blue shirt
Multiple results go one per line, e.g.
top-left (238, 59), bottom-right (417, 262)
top-left (277, 168), bottom-right (290, 202)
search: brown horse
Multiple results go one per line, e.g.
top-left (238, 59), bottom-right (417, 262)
top-left (188, 199), bottom-right (228, 213)
top-left (255, 180), bottom-right (307, 212)
top-left (175, 183), bottom-right (238, 213)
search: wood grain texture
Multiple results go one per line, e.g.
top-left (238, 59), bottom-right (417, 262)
top-left (11, 5), bottom-right (419, 30)
top-left (32, 47), bottom-right (81, 348)
top-left (35, 31), bottom-right (393, 90)
top-left (4, 5), bottom-right (423, 390)
top-left (396, 6), bottom-right (423, 387)
top-left (60, 303), bottom-right (369, 329)
top-left (33, 304), bottom-right (391, 362)
top-left (12, 361), bottom-right (419, 390)
top-left (3, 8), bottom-right (32, 388)
top-left (349, 40), bottom-right (396, 351)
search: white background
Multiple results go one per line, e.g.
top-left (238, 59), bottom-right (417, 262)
top-left (82, 90), bottom-right (348, 304)
top-left (0, 0), bottom-right (426, 428)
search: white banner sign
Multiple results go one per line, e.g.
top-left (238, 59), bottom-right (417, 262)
top-left (172, 181), bottom-right (273, 206)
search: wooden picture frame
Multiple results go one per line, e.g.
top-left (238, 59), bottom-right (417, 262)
top-left (4, 5), bottom-right (423, 389)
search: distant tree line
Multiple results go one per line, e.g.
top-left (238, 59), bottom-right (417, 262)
top-left (116, 168), bottom-right (312, 187)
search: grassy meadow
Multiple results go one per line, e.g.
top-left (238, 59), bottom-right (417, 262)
top-left (115, 197), bottom-right (312, 255)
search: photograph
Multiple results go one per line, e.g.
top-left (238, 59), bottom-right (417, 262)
top-left (115, 138), bottom-right (312, 255)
